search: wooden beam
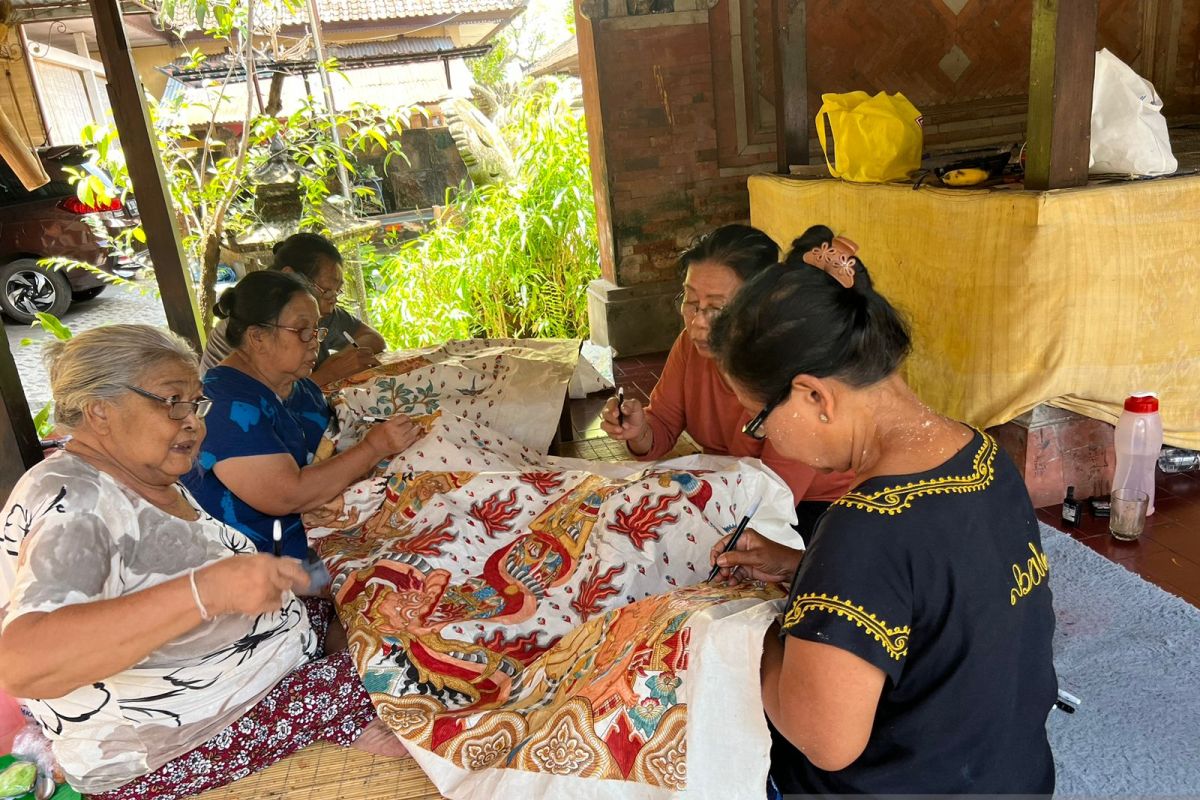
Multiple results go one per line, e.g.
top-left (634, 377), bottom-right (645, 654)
top-left (88, 0), bottom-right (205, 353)
top-left (0, 319), bottom-right (42, 505)
top-left (773, 0), bottom-right (808, 173)
top-left (1025, 0), bottom-right (1099, 190)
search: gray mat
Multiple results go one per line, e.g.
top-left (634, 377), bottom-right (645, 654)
top-left (1044, 523), bottom-right (1200, 795)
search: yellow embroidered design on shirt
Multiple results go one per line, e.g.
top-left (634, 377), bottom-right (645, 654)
top-left (833, 432), bottom-right (998, 516)
top-left (782, 593), bottom-right (910, 660)
top-left (1010, 541), bottom-right (1050, 605)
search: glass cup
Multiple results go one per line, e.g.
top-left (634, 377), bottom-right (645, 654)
top-left (1109, 488), bottom-right (1150, 541)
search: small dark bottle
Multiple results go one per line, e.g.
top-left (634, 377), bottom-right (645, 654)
top-left (1061, 486), bottom-right (1081, 527)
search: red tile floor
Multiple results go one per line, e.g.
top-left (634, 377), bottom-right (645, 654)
top-left (560, 351), bottom-right (1200, 610)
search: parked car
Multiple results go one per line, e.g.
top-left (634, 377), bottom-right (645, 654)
top-left (0, 146), bottom-right (142, 324)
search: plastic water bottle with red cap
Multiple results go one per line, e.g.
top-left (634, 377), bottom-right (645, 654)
top-left (1112, 392), bottom-right (1163, 515)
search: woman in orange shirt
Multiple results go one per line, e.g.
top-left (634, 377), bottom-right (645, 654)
top-left (600, 224), bottom-right (853, 536)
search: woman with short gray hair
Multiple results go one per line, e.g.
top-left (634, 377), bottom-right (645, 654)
top-left (0, 324), bottom-right (405, 800)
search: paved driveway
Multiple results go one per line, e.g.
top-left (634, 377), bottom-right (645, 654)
top-left (3, 281), bottom-right (167, 414)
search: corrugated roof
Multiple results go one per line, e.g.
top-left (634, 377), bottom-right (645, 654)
top-left (159, 58), bottom-right (473, 126)
top-left (165, 0), bottom-right (524, 32)
top-left (528, 37), bottom-right (578, 78)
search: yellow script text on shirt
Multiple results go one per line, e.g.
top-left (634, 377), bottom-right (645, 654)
top-left (1010, 542), bottom-right (1049, 606)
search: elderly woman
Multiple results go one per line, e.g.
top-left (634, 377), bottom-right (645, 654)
top-left (200, 232), bottom-right (384, 385)
top-left (600, 224), bottom-right (852, 535)
top-left (707, 227), bottom-right (1057, 796)
top-left (0, 325), bottom-right (403, 800)
top-left (184, 270), bottom-right (420, 559)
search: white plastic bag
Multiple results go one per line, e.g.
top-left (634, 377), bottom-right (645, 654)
top-left (1089, 48), bottom-right (1177, 177)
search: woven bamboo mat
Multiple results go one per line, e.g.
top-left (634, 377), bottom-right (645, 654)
top-left (193, 744), bottom-right (444, 800)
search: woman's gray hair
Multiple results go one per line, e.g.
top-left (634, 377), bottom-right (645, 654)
top-left (44, 324), bottom-right (199, 430)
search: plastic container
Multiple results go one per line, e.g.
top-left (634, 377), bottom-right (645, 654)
top-left (1112, 392), bottom-right (1163, 516)
top-left (1158, 447), bottom-right (1200, 474)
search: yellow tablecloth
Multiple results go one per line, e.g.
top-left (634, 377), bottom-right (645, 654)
top-left (749, 174), bottom-right (1200, 448)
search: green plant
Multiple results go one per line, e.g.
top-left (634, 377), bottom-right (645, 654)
top-left (21, 312), bottom-right (73, 438)
top-left (367, 78), bottom-right (598, 347)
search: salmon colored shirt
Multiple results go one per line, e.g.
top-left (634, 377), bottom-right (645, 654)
top-left (636, 331), bottom-right (854, 503)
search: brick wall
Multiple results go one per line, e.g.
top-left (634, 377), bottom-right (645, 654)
top-left (583, 10), bottom-right (771, 288)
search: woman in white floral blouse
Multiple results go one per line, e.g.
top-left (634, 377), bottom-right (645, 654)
top-left (0, 324), bottom-right (403, 800)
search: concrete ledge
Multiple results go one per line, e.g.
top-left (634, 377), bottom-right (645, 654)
top-left (587, 278), bottom-right (681, 357)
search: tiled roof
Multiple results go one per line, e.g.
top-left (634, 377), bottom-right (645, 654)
top-left (166, 0), bottom-right (524, 31)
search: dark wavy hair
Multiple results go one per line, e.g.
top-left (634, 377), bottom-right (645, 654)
top-left (214, 270), bottom-right (317, 347)
top-left (711, 225), bottom-right (911, 400)
top-left (679, 224), bottom-right (779, 280)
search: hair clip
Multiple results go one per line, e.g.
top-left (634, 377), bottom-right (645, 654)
top-left (802, 237), bottom-right (859, 289)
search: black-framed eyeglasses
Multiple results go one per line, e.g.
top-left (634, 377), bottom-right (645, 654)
top-left (742, 384), bottom-right (792, 440)
top-left (260, 323), bottom-right (328, 343)
top-left (125, 385), bottom-right (212, 420)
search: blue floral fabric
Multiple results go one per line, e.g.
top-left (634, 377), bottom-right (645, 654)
top-left (184, 366), bottom-right (330, 558)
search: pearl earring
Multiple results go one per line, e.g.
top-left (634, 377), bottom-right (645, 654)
top-left (819, 413), bottom-right (830, 423)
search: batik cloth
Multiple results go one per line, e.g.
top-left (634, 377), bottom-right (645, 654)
top-left (0, 451), bottom-right (315, 794)
top-left (323, 338), bottom-right (581, 454)
top-left (305, 380), bottom-right (802, 799)
top-left (87, 600), bottom-right (378, 800)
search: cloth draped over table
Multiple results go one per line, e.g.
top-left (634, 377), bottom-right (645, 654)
top-left (306, 346), bottom-right (799, 799)
top-left (748, 174), bottom-right (1200, 448)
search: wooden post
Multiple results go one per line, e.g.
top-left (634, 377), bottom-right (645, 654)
top-left (1025, 0), bottom-right (1099, 190)
top-left (0, 319), bottom-right (42, 504)
top-left (773, 0), bottom-right (809, 173)
top-left (88, 0), bottom-right (204, 353)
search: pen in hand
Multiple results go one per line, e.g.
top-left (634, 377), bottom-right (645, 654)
top-left (272, 519), bottom-right (283, 558)
top-left (707, 497), bottom-right (762, 582)
top-left (342, 331), bottom-right (360, 350)
top-left (616, 387), bottom-right (625, 427)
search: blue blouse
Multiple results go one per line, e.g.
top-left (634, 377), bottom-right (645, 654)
top-left (183, 366), bottom-right (330, 558)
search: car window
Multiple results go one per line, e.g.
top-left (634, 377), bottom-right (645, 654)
top-left (0, 153), bottom-right (79, 207)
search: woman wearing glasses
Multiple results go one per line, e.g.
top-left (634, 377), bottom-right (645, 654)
top-left (707, 228), bottom-right (1056, 796)
top-left (184, 270), bottom-right (420, 560)
top-left (600, 224), bottom-right (852, 536)
top-left (199, 232), bottom-right (384, 385)
top-left (0, 325), bottom-right (405, 800)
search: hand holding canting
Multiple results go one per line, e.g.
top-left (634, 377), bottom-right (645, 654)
top-left (709, 529), bottom-right (803, 586)
top-left (599, 394), bottom-right (653, 454)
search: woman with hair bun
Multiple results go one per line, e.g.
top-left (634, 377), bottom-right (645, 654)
top-left (600, 224), bottom-right (853, 536)
top-left (200, 232), bottom-right (384, 385)
top-left (707, 226), bottom-right (1057, 796)
top-left (184, 270), bottom-right (420, 561)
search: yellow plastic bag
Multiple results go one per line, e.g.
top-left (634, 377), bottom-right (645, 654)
top-left (816, 91), bottom-right (924, 183)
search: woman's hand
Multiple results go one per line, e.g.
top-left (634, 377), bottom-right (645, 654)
top-left (709, 529), bottom-right (803, 586)
top-left (599, 395), bottom-right (653, 454)
top-left (363, 414), bottom-right (423, 459)
top-left (315, 346), bottom-right (380, 385)
top-left (196, 554), bottom-right (311, 617)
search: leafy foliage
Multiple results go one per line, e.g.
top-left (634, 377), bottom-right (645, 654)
top-left (367, 79), bottom-right (598, 347)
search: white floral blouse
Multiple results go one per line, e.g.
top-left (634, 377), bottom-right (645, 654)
top-left (0, 451), bottom-right (317, 794)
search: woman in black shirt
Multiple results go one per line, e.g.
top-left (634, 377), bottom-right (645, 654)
top-left (708, 225), bottom-right (1057, 796)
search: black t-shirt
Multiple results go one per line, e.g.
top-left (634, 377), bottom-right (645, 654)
top-left (770, 430), bottom-right (1057, 796)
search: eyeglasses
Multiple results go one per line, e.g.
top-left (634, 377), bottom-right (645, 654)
top-left (260, 323), bottom-right (329, 343)
top-left (742, 384), bottom-right (792, 441)
top-left (125, 385), bottom-right (212, 420)
top-left (312, 282), bottom-right (343, 300)
top-left (677, 294), bottom-right (725, 323)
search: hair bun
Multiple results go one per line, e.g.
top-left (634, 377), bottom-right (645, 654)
top-left (213, 287), bottom-right (237, 320)
top-left (272, 240), bottom-right (285, 255)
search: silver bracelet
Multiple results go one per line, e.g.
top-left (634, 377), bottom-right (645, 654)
top-left (188, 568), bottom-right (212, 621)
